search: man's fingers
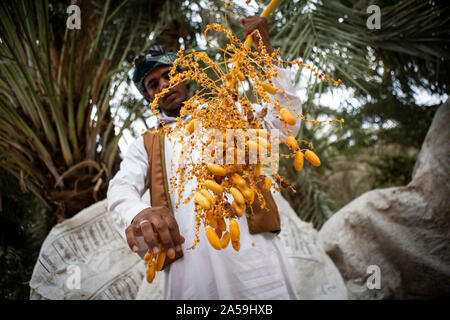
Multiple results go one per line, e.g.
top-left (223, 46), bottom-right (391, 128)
top-left (241, 16), bottom-right (268, 32)
top-left (140, 220), bottom-right (160, 256)
top-left (154, 220), bottom-right (176, 259)
top-left (125, 226), bottom-right (139, 253)
top-left (164, 216), bottom-right (183, 254)
top-left (133, 222), bottom-right (143, 237)
top-left (128, 207), bottom-right (184, 258)
top-left (240, 16), bottom-right (272, 54)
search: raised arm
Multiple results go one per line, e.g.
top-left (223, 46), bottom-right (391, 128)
top-left (241, 16), bottom-right (302, 140)
top-left (262, 67), bottom-right (302, 140)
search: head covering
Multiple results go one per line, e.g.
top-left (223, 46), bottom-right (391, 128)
top-left (132, 51), bottom-right (178, 99)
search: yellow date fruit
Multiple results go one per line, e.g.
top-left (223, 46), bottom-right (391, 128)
top-left (229, 219), bottom-right (240, 242)
top-left (194, 192), bottom-right (211, 210)
top-left (144, 250), bottom-right (153, 263)
top-left (305, 150), bottom-right (321, 167)
top-left (146, 262), bottom-right (156, 283)
top-left (280, 107), bottom-right (296, 126)
top-left (204, 179), bottom-right (224, 194)
top-left (199, 189), bottom-right (216, 205)
top-left (232, 200), bottom-right (245, 218)
top-left (286, 136), bottom-right (299, 151)
top-left (206, 227), bottom-right (222, 250)
top-left (232, 240), bottom-right (240, 252)
top-left (260, 82), bottom-right (278, 94)
top-left (238, 184), bottom-right (254, 204)
top-left (155, 249), bottom-right (166, 271)
top-left (220, 231), bottom-right (231, 248)
top-left (294, 151), bottom-right (304, 171)
top-left (230, 173), bottom-right (246, 187)
top-left (263, 177), bottom-right (272, 192)
top-left (230, 187), bottom-right (245, 205)
top-left (207, 163), bottom-right (227, 176)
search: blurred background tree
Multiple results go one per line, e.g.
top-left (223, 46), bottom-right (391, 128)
top-left (0, 0), bottom-right (193, 299)
top-left (270, 0), bottom-right (448, 226)
top-left (0, 0), bottom-right (448, 299)
top-left (0, 167), bottom-right (55, 299)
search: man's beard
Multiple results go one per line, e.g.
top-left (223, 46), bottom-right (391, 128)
top-left (160, 100), bottom-right (184, 118)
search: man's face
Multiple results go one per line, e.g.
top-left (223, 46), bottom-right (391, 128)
top-left (142, 65), bottom-right (188, 116)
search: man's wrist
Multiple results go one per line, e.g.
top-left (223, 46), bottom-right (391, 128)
top-left (127, 204), bottom-right (152, 227)
top-left (265, 44), bottom-right (274, 55)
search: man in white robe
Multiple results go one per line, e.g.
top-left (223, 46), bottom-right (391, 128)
top-left (108, 16), bottom-right (302, 299)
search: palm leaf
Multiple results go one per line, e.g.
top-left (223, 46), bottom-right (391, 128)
top-left (0, 0), bottom-right (187, 218)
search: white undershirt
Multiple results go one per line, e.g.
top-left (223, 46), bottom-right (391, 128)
top-left (107, 67), bottom-right (302, 299)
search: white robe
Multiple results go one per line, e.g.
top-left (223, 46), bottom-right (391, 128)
top-left (107, 67), bottom-right (302, 299)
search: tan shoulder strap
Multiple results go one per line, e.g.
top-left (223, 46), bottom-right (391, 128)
top-left (143, 132), bottom-right (170, 209)
top-left (142, 131), bottom-right (182, 269)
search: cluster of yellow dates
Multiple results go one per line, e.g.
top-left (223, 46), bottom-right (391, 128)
top-left (193, 163), bottom-right (255, 252)
top-left (144, 1), bottom-right (342, 271)
top-left (143, 244), bottom-right (166, 283)
top-left (188, 108), bottom-right (322, 253)
top-left (279, 108), bottom-right (322, 171)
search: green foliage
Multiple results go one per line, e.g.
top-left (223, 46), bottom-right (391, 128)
top-left (0, 0), bottom-right (448, 298)
top-left (271, 0), bottom-right (449, 97)
top-left (0, 168), bottom-right (55, 300)
top-left (370, 155), bottom-right (417, 187)
top-left (0, 0), bottom-right (193, 218)
top-left (265, 0), bottom-right (448, 226)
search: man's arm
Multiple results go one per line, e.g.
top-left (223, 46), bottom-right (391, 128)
top-left (241, 16), bottom-right (302, 140)
top-left (263, 67), bottom-right (302, 140)
top-left (107, 136), bottom-right (184, 259)
top-left (107, 136), bottom-right (151, 231)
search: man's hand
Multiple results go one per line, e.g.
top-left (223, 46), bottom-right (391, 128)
top-left (240, 16), bottom-right (274, 55)
top-left (126, 206), bottom-right (185, 259)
